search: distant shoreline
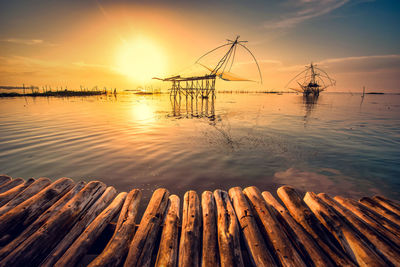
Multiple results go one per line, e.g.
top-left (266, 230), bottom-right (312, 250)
top-left (0, 90), bottom-right (106, 98)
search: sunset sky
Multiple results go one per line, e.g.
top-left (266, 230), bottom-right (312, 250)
top-left (0, 0), bottom-right (399, 92)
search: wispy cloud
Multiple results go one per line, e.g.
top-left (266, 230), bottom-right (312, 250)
top-left (1, 38), bottom-right (57, 46)
top-left (264, 0), bottom-right (349, 29)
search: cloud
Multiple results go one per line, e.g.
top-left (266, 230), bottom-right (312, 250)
top-left (264, 0), bottom-right (349, 29)
top-left (317, 54), bottom-right (400, 73)
top-left (1, 38), bottom-right (56, 46)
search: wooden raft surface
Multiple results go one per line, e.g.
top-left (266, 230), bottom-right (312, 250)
top-left (0, 175), bottom-right (399, 267)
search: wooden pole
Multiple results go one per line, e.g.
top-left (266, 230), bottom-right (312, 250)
top-left (304, 192), bottom-right (386, 266)
top-left (359, 197), bottom-right (400, 225)
top-left (0, 182), bottom-right (85, 261)
top-left (244, 186), bottom-right (306, 267)
top-left (55, 192), bottom-right (127, 267)
top-left (319, 193), bottom-right (400, 265)
top-left (229, 187), bottom-right (276, 266)
top-left (41, 186), bottom-right (118, 266)
top-left (124, 188), bottom-right (170, 267)
top-left (155, 195), bottom-right (180, 267)
top-left (372, 195), bottom-right (400, 216)
top-left (0, 178), bottom-right (24, 194)
top-left (0, 178), bottom-right (35, 207)
top-left (277, 186), bottom-right (356, 266)
top-left (335, 196), bottom-right (400, 244)
top-left (262, 191), bottom-right (334, 267)
top-left (89, 189), bottom-right (142, 267)
top-left (0, 178), bottom-right (51, 215)
top-left (201, 191), bottom-right (219, 267)
top-left (179, 190), bottom-right (201, 267)
top-left (0, 178), bottom-right (74, 245)
top-left (0, 181), bottom-right (105, 266)
top-left (214, 189), bottom-right (244, 267)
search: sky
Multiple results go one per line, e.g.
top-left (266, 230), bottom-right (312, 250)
top-left (0, 0), bottom-right (399, 92)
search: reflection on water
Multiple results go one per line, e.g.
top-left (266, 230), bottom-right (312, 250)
top-left (170, 93), bottom-right (215, 121)
top-left (303, 95), bottom-right (319, 124)
top-left (0, 93), bottom-right (399, 204)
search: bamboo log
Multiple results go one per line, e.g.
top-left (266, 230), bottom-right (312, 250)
top-left (88, 189), bottom-right (142, 267)
top-left (155, 195), bottom-right (180, 267)
top-left (277, 186), bottom-right (356, 266)
top-left (55, 192), bottom-right (127, 267)
top-left (304, 192), bottom-right (386, 266)
top-left (360, 197), bottom-right (400, 226)
top-left (229, 187), bottom-right (276, 266)
top-left (372, 195), bottom-right (400, 216)
top-left (244, 186), bottom-right (305, 267)
top-left (319, 193), bottom-right (400, 265)
top-left (335, 196), bottom-right (400, 245)
top-left (213, 189), bottom-right (244, 267)
top-left (0, 178), bottom-right (35, 207)
top-left (179, 190), bottom-right (202, 267)
top-left (0, 181), bottom-right (106, 266)
top-left (124, 188), bottom-right (170, 267)
top-left (0, 177), bottom-right (51, 216)
top-left (0, 177), bottom-right (74, 245)
top-left (0, 175), bottom-right (11, 186)
top-left (201, 191), bottom-right (219, 267)
top-left (0, 181), bottom-right (85, 261)
top-left (41, 186), bottom-right (118, 267)
top-left (0, 177), bottom-right (24, 194)
top-left (262, 191), bottom-right (334, 267)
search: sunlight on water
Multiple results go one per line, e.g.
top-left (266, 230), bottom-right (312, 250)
top-left (0, 92), bottom-right (399, 203)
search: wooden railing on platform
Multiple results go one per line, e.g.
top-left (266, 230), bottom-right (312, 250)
top-left (0, 175), bottom-right (399, 266)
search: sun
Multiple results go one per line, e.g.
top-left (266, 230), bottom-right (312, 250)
top-left (115, 37), bottom-right (166, 83)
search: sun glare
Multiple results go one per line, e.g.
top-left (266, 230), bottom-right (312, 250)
top-left (115, 37), bottom-right (166, 83)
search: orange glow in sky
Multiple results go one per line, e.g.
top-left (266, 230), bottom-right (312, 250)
top-left (115, 37), bottom-right (167, 83)
top-left (0, 1), bottom-right (399, 92)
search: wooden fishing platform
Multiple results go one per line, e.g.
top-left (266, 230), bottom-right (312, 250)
top-left (0, 175), bottom-right (399, 266)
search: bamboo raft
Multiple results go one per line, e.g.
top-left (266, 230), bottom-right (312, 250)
top-left (0, 175), bottom-right (399, 266)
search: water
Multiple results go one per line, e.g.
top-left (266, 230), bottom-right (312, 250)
top-left (0, 92), bottom-right (399, 203)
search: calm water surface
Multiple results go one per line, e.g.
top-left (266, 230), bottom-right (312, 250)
top-left (0, 93), bottom-right (399, 203)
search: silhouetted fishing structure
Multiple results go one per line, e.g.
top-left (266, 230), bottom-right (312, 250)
top-left (154, 36), bottom-right (262, 98)
top-left (287, 63), bottom-right (336, 96)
